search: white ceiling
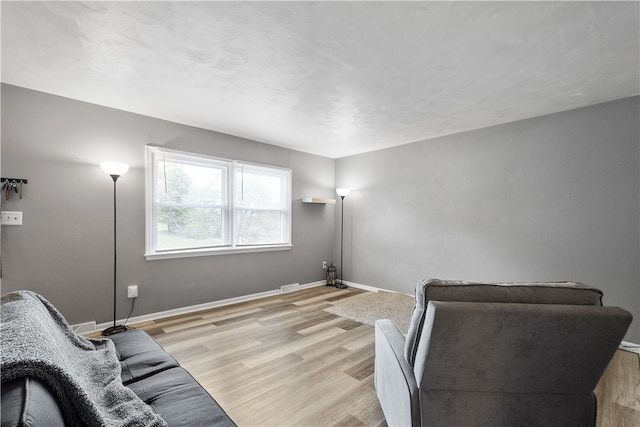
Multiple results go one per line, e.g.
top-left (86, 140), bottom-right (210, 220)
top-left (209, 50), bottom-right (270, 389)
top-left (2, 1), bottom-right (639, 159)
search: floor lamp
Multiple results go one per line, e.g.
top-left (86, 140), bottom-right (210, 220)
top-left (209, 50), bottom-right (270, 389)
top-left (336, 188), bottom-right (350, 289)
top-left (100, 161), bottom-right (130, 336)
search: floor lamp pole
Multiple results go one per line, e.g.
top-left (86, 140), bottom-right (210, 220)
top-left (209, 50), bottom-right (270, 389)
top-left (103, 175), bottom-right (128, 335)
top-left (336, 189), bottom-right (349, 289)
top-left (112, 177), bottom-right (117, 329)
top-left (101, 161), bottom-right (130, 336)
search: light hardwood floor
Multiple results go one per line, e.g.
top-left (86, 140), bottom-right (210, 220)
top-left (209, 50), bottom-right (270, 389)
top-left (594, 347), bottom-right (640, 427)
top-left (132, 286), bottom-right (387, 427)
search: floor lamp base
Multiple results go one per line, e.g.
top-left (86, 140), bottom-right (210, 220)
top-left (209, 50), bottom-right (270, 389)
top-left (335, 282), bottom-right (348, 289)
top-left (102, 324), bottom-right (129, 336)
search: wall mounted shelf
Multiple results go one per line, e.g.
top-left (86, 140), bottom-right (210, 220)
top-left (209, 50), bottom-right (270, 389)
top-left (302, 197), bottom-right (336, 204)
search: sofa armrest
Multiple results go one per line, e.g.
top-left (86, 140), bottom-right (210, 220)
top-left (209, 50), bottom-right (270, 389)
top-left (375, 319), bottom-right (420, 427)
top-left (2, 377), bottom-right (66, 426)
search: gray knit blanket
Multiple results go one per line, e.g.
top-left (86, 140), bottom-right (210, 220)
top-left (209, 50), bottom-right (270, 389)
top-left (1, 290), bottom-right (167, 427)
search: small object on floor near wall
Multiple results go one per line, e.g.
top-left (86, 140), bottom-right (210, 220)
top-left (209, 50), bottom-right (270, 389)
top-left (1, 178), bottom-right (28, 200)
top-left (327, 263), bottom-right (337, 286)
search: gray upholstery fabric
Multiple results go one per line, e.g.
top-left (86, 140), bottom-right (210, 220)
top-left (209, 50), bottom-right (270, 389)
top-left (404, 279), bottom-right (603, 366)
top-left (413, 302), bottom-right (630, 392)
top-left (1, 377), bottom-right (66, 427)
top-left (375, 279), bottom-right (632, 427)
top-left (126, 367), bottom-right (238, 427)
top-left (108, 329), bottom-right (180, 386)
top-left (109, 328), bottom-right (169, 359)
top-left (419, 389), bottom-right (596, 427)
top-left (374, 320), bottom-right (420, 427)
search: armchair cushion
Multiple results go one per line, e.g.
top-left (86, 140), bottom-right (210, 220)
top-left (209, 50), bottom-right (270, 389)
top-left (411, 301), bottom-right (630, 427)
top-left (412, 301), bottom-right (630, 394)
top-left (405, 279), bottom-right (603, 365)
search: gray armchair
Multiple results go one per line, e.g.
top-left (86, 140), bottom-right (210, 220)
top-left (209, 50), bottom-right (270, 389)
top-left (374, 279), bottom-right (632, 427)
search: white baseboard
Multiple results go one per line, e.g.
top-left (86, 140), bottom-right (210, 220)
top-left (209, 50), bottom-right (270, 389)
top-left (85, 281), bottom-right (326, 335)
top-left (72, 321), bottom-right (97, 335)
top-left (620, 341), bottom-right (640, 353)
top-left (342, 280), bottom-right (386, 293)
top-left (343, 280), bottom-right (412, 296)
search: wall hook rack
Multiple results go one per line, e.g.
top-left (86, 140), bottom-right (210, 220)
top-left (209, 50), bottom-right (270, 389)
top-left (1, 178), bottom-right (28, 184)
top-left (1, 178), bottom-right (28, 200)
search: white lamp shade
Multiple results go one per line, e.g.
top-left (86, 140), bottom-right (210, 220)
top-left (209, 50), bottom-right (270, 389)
top-left (336, 188), bottom-right (351, 197)
top-left (100, 162), bottom-right (130, 177)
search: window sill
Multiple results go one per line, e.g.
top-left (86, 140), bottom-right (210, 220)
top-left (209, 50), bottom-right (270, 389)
top-left (145, 244), bottom-right (293, 261)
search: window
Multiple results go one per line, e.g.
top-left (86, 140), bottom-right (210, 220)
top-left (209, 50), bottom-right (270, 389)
top-left (145, 147), bottom-right (291, 260)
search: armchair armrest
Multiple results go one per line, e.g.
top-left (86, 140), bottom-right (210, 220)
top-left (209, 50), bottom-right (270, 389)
top-left (375, 319), bottom-right (420, 427)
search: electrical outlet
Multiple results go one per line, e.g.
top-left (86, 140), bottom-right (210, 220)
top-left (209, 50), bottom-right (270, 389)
top-left (0, 211), bottom-right (22, 226)
top-left (323, 261), bottom-right (328, 269)
top-left (127, 284), bottom-right (139, 299)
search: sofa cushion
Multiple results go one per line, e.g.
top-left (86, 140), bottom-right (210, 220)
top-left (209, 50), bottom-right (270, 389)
top-left (119, 351), bottom-right (181, 386)
top-left (107, 329), bottom-right (180, 385)
top-left (404, 278), bottom-right (604, 366)
top-left (1, 377), bottom-right (65, 426)
top-left (126, 367), bottom-right (237, 427)
top-left (108, 328), bottom-right (168, 360)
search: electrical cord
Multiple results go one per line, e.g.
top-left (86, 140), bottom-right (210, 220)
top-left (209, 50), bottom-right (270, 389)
top-left (124, 297), bottom-right (136, 326)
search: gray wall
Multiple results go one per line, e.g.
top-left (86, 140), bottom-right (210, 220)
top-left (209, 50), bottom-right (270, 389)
top-left (336, 96), bottom-right (640, 342)
top-left (1, 84), bottom-right (336, 325)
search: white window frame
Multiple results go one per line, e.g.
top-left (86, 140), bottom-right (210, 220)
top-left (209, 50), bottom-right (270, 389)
top-left (145, 146), bottom-right (292, 260)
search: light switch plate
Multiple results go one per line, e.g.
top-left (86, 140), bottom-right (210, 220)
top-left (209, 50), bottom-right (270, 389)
top-left (0, 211), bottom-right (22, 225)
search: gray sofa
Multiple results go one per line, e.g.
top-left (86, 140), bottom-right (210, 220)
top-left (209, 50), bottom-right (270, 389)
top-left (374, 279), bottom-right (632, 427)
top-left (2, 329), bottom-right (236, 426)
top-left (1, 290), bottom-right (236, 427)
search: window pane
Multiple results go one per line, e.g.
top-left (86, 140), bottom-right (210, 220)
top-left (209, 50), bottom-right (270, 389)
top-left (236, 209), bottom-right (284, 245)
top-left (235, 169), bottom-right (284, 209)
top-left (156, 206), bottom-right (224, 250)
top-left (157, 161), bottom-right (224, 205)
top-left (154, 158), bottom-right (228, 250)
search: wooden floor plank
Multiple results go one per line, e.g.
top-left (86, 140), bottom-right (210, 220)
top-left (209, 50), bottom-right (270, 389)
top-left (133, 286), bottom-right (387, 427)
